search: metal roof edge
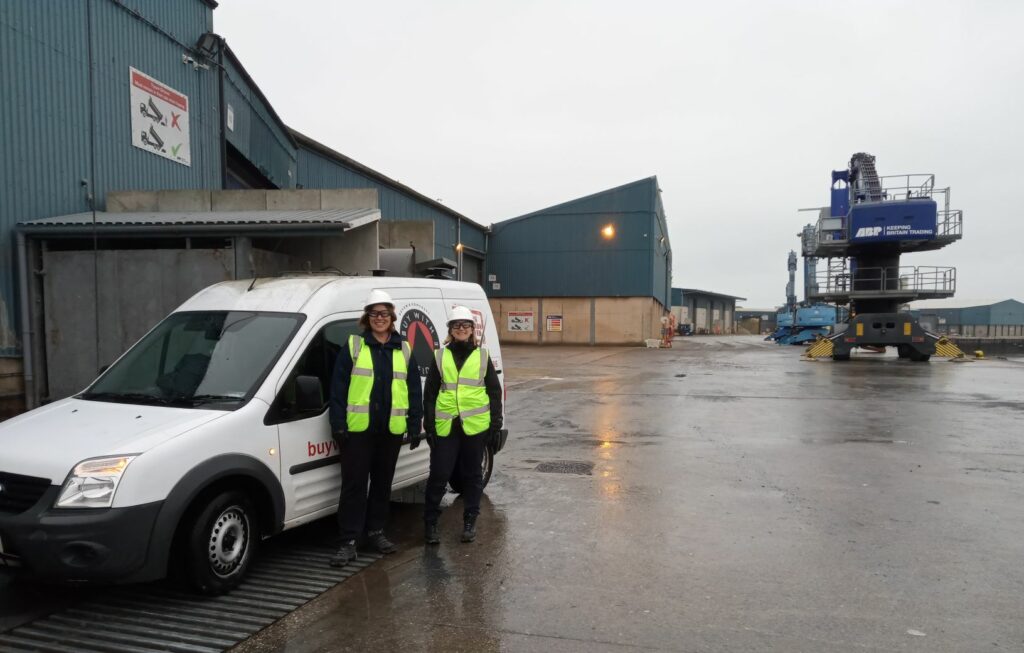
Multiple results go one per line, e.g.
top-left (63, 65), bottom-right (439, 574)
top-left (289, 129), bottom-right (488, 233)
top-left (15, 208), bottom-right (382, 236)
top-left (492, 176), bottom-right (659, 230)
top-left (677, 288), bottom-right (748, 302)
top-left (222, 45), bottom-right (298, 149)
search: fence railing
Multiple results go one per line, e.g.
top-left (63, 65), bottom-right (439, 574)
top-left (852, 174), bottom-right (935, 203)
top-left (810, 265), bottom-right (957, 296)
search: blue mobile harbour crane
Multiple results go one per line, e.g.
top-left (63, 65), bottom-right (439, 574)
top-left (767, 250), bottom-right (841, 345)
top-left (802, 153), bottom-right (965, 361)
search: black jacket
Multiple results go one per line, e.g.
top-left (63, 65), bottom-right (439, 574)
top-left (329, 330), bottom-right (423, 435)
top-left (423, 340), bottom-right (503, 435)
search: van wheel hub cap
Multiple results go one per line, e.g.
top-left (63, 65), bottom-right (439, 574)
top-left (208, 507), bottom-right (248, 576)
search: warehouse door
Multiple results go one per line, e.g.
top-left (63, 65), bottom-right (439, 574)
top-left (461, 253), bottom-right (483, 285)
top-left (695, 307), bottom-right (708, 333)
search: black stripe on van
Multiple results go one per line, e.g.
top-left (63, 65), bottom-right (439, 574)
top-left (290, 454), bottom-right (340, 475)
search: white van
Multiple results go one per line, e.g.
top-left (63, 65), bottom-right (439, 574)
top-left (0, 276), bottom-right (507, 593)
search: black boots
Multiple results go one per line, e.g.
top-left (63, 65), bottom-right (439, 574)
top-left (329, 540), bottom-right (357, 567)
top-left (461, 516), bottom-right (477, 543)
top-left (366, 530), bottom-right (397, 554)
top-left (424, 518), bottom-right (477, 544)
top-left (424, 522), bottom-right (440, 545)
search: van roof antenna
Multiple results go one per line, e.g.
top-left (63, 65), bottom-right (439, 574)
top-left (247, 277), bottom-right (259, 292)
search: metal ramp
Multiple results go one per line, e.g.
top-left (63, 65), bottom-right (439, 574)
top-left (935, 336), bottom-right (965, 358)
top-left (803, 334), bottom-right (966, 360)
top-left (804, 335), bottom-right (835, 359)
top-left (0, 546), bottom-right (381, 653)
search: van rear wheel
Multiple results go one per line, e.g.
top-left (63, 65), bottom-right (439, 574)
top-left (181, 490), bottom-right (258, 595)
top-left (448, 446), bottom-right (494, 494)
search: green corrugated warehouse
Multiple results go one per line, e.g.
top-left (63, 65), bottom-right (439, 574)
top-left (486, 178), bottom-right (673, 345)
top-left (0, 0), bottom-right (488, 410)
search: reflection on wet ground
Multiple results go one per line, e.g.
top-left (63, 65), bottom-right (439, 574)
top-left (237, 337), bottom-right (1024, 652)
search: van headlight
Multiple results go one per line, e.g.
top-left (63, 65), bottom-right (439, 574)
top-left (56, 456), bottom-right (136, 509)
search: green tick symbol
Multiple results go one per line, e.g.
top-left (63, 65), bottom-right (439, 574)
top-left (171, 144), bottom-right (182, 157)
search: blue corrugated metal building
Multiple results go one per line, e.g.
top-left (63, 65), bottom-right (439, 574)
top-left (912, 299), bottom-right (1024, 337)
top-left (486, 178), bottom-right (673, 345)
top-left (0, 0), bottom-right (488, 408)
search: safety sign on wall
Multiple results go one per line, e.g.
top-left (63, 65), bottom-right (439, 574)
top-left (546, 315), bottom-right (563, 332)
top-left (508, 311), bottom-right (534, 332)
top-left (130, 67), bottom-right (191, 166)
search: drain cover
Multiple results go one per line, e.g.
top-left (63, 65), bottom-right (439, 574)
top-left (535, 461), bottom-right (594, 475)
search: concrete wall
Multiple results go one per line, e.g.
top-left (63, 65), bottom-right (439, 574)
top-left (958, 325), bottom-right (1024, 338)
top-left (41, 249), bottom-right (247, 400)
top-left (260, 225), bottom-right (380, 277)
top-left (489, 297), bottom-right (663, 345)
top-left (378, 221), bottom-right (434, 262)
top-left (106, 188), bottom-right (380, 212)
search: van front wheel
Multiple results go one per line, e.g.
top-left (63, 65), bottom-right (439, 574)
top-left (182, 490), bottom-right (258, 595)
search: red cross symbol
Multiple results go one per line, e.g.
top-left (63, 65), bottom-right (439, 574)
top-left (171, 113), bottom-right (181, 130)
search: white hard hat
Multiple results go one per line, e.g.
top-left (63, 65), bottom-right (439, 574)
top-left (447, 305), bottom-right (474, 325)
top-left (364, 289), bottom-right (394, 310)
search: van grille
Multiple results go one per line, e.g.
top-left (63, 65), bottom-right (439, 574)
top-left (0, 472), bottom-right (52, 514)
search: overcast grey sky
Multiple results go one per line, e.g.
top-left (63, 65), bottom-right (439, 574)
top-left (216, 0), bottom-right (1023, 308)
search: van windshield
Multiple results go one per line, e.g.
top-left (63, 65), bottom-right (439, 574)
top-left (81, 311), bottom-right (304, 409)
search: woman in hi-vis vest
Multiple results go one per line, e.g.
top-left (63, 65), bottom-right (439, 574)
top-left (422, 305), bottom-right (503, 545)
top-left (327, 289), bottom-right (423, 567)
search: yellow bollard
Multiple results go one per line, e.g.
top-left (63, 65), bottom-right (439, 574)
top-left (974, 350), bottom-right (985, 359)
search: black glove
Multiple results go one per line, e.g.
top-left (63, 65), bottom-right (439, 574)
top-left (425, 431), bottom-right (437, 449)
top-left (333, 428), bottom-right (349, 447)
top-left (408, 430), bottom-right (423, 450)
top-left (488, 427), bottom-right (502, 447)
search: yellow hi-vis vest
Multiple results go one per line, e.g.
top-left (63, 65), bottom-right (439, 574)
top-left (346, 334), bottom-right (411, 434)
top-left (434, 346), bottom-right (491, 436)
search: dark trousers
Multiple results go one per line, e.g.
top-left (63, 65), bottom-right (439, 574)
top-left (424, 422), bottom-right (487, 524)
top-left (337, 430), bottom-right (403, 542)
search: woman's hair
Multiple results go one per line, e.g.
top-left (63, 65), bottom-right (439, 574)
top-left (443, 328), bottom-right (478, 347)
top-left (358, 306), bottom-right (398, 333)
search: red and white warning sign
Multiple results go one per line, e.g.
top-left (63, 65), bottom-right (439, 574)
top-left (130, 67), bottom-right (191, 166)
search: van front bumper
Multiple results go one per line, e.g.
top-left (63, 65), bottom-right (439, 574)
top-left (0, 486), bottom-right (162, 583)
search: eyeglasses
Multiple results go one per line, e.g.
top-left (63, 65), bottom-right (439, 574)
top-left (367, 311), bottom-right (392, 319)
top-left (450, 321), bottom-right (474, 330)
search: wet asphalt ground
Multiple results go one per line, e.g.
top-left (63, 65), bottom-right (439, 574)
top-left (232, 336), bottom-right (1024, 652)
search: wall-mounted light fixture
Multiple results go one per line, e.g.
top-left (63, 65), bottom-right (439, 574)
top-left (601, 225), bottom-right (615, 240)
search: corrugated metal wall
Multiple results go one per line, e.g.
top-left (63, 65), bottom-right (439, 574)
top-left (486, 177), bottom-right (668, 303)
top-left (0, 0), bottom-right (219, 354)
top-left (1, 0), bottom-right (490, 358)
top-left (651, 186), bottom-right (671, 307)
top-left (223, 54), bottom-right (296, 189)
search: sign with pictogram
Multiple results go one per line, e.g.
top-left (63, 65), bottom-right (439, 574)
top-left (546, 315), bottom-right (563, 332)
top-left (508, 311), bottom-right (534, 332)
top-left (130, 67), bottom-right (191, 166)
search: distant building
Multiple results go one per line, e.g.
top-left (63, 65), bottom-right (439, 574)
top-left (911, 299), bottom-right (1024, 337)
top-left (672, 288), bottom-right (747, 334)
top-left (735, 309), bottom-right (780, 335)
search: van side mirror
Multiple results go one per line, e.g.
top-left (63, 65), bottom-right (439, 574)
top-left (294, 375), bottom-right (324, 412)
